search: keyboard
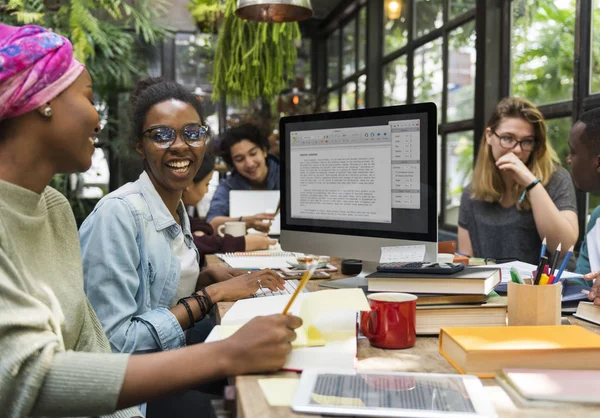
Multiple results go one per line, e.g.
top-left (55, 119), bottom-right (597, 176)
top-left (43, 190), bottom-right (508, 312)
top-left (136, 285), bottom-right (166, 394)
top-left (253, 279), bottom-right (309, 298)
top-left (376, 261), bottom-right (465, 275)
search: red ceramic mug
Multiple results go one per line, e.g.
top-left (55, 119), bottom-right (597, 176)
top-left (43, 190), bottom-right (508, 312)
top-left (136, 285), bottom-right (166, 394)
top-left (360, 293), bottom-right (417, 349)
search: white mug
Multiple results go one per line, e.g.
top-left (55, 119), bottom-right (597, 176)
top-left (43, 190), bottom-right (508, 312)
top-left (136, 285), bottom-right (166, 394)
top-left (217, 221), bottom-right (246, 237)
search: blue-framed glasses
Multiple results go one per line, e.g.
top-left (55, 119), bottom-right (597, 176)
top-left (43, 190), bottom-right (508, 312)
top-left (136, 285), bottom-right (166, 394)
top-left (142, 123), bottom-right (209, 149)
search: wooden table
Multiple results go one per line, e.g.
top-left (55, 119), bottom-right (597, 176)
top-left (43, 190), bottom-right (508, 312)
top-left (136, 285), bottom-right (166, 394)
top-left (207, 255), bottom-right (600, 418)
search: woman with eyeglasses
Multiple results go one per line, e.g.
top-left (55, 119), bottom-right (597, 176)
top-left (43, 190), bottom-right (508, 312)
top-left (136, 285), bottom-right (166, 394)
top-left (0, 25), bottom-right (300, 417)
top-left (79, 78), bottom-right (286, 356)
top-left (458, 97), bottom-right (578, 265)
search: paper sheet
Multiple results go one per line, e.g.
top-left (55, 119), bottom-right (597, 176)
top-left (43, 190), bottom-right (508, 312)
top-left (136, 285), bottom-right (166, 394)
top-left (258, 378), bottom-right (299, 406)
top-left (380, 245), bottom-right (426, 263)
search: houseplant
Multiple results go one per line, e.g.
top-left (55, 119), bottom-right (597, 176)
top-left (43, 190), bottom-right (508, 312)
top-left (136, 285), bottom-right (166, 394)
top-left (207, 0), bottom-right (301, 104)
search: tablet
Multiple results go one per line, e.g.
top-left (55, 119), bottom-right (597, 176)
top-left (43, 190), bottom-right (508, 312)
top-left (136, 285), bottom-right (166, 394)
top-left (292, 369), bottom-right (497, 418)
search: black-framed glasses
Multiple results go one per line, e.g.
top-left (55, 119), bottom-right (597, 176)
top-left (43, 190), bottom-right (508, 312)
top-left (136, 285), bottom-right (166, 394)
top-left (141, 123), bottom-right (209, 149)
top-left (492, 130), bottom-right (537, 152)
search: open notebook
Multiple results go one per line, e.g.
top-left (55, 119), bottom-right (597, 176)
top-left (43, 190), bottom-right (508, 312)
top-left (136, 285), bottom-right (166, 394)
top-left (205, 288), bottom-right (370, 371)
top-left (215, 251), bottom-right (298, 269)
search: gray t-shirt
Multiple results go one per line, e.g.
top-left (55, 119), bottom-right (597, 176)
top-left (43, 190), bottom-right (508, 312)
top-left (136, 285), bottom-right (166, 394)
top-left (458, 166), bottom-right (577, 265)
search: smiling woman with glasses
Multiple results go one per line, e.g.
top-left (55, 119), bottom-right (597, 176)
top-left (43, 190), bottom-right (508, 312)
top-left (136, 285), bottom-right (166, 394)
top-left (457, 97), bottom-right (578, 266)
top-left (78, 78), bottom-right (286, 360)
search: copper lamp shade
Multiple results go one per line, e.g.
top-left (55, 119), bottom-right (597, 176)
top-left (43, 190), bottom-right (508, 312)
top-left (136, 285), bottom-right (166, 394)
top-left (235, 0), bottom-right (313, 22)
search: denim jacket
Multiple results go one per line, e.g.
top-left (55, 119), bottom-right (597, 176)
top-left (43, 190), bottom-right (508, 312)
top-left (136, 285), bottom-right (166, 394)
top-left (80, 171), bottom-right (198, 354)
top-left (206, 155), bottom-right (280, 222)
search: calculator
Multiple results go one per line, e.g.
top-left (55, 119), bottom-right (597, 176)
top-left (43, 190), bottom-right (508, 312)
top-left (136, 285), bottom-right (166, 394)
top-left (376, 261), bottom-right (465, 275)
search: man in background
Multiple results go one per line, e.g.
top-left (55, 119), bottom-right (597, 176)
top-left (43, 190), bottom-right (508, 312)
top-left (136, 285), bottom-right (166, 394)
top-left (567, 108), bottom-right (600, 304)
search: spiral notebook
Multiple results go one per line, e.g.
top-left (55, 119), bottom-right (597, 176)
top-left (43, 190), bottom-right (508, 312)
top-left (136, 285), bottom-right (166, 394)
top-left (216, 252), bottom-right (298, 269)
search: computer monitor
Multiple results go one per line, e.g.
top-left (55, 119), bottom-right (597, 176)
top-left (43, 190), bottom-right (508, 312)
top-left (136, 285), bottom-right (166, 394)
top-left (279, 103), bottom-right (438, 288)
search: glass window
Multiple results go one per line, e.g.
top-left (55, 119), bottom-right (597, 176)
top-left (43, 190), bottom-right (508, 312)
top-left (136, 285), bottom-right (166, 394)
top-left (545, 117), bottom-right (572, 167)
top-left (383, 55), bottom-right (407, 106)
top-left (415, 0), bottom-right (443, 38)
top-left (511, 0), bottom-right (575, 105)
top-left (329, 90), bottom-right (340, 112)
top-left (295, 38), bottom-right (311, 90)
top-left (414, 38), bottom-right (443, 123)
top-left (357, 74), bottom-right (367, 109)
top-left (175, 33), bottom-right (216, 89)
top-left (358, 7), bottom-right (367, 70)
top-left (447, 21), bottom-right (476, 122)
top-left (449, 0), bottom-right (476, 18)
top-left (328, 29), bottom-right (340, 87)
top-left (444, 131), bottom-right (474, 226)
top-left (383, 0), bottom-right (408, 56)
top-left (342, 18), bottom-right (357, 79)
top-left (592, 0), bottom-right (600, 93)
top-left (342, 82), bottom-right (356, 110)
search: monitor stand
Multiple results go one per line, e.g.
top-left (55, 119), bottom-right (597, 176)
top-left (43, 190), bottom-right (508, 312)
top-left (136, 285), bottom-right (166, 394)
top-left (319, 261), bottom-right (378, 290)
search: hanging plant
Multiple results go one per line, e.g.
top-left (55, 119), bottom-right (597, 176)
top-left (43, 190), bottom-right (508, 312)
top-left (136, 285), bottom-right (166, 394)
top-left (187, 0), bottom-right (225, 33)
top-left (211, 0), bottom-right (301, 105)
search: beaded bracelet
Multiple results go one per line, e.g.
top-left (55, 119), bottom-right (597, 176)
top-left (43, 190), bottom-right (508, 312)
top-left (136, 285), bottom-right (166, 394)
top-left (177, 297), bottom-right (195, 329)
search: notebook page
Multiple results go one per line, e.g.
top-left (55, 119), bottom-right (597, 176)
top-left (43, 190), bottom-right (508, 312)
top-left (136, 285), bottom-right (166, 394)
top-left (217, 252), bottom-right (298, 269)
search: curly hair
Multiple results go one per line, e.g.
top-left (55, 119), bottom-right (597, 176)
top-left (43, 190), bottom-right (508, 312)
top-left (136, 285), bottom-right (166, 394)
top-left (217, 123), bottom-right (269, 167)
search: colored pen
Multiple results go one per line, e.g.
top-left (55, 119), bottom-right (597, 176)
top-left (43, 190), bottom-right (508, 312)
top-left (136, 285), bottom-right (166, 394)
top-left (534, 256), bottom-right (548, 285)
top-left (555, 244), bottom-right (574, 282)
top-left (539, 237), bottom-right (547, 261)
top-left (547, 274), bottom-right (556, 285)
top-left (539, 274), bottom-right (550, 285)
top-left (550, 242), bottom-right (562, 276)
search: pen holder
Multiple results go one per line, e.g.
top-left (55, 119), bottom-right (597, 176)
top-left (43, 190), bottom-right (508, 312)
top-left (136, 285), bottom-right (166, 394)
top-left (507, 281), bottom-right (562, 326)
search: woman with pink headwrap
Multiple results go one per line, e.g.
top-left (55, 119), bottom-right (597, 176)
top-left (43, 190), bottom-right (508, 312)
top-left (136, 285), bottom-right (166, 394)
top-left (0, 24), bottom-right (301, 417)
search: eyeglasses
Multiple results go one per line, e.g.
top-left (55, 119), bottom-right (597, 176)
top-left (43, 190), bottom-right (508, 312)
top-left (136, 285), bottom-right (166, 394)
top-left (141, 123), bottom-right (209, 149)
top-left (492, 130), bottom-right (537, 152)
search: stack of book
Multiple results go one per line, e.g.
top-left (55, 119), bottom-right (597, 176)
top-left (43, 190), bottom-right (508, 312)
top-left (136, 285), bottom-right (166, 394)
top-left (366, 267), bottom-right (505, 334)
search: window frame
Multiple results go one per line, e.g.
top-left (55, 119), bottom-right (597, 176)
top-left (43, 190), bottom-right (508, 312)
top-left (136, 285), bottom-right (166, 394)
top-left (312, 0), bottom-right (600, 245)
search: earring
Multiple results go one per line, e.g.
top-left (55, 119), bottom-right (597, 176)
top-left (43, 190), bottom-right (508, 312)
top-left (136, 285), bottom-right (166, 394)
top-left (43, 106), bottom-right (53, 117)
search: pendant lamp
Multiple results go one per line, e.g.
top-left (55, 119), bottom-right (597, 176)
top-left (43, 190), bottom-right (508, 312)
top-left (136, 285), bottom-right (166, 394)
top-left (235, 0), bottom-right (313, 22)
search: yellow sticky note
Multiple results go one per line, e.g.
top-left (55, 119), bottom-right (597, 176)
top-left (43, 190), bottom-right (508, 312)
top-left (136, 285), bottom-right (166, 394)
top-left (258, 378), bottom-right (299, 406)
top-left (218, 324), bottom-right (324, 348)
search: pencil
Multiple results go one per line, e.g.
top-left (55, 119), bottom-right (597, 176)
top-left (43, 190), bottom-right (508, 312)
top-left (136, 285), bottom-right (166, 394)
top-left (550, 242), bottom-right (562, 275)
top-left (555, 244), bottom-right (574, 282)
top-left (282, 259), bottom-right (318, 314)
top-left (539, 237), bottom-right (547, 261)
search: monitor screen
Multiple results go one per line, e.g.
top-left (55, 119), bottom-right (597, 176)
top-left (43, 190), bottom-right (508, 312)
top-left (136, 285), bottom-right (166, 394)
top-left (280, 104), bottom-right (438, 269)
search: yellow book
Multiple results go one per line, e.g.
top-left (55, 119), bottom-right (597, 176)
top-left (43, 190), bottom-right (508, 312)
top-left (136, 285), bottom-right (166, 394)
top-left (439, 325), bottom-right (600, 378)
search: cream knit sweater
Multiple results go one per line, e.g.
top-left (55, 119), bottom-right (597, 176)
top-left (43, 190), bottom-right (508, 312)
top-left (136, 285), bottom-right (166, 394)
top-left (0, 180), bottom-right (139, 418)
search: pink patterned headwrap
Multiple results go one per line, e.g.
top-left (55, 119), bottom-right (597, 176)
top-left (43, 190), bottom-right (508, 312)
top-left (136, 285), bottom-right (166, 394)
top-left (0, 24), bottom-right (84, 120)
